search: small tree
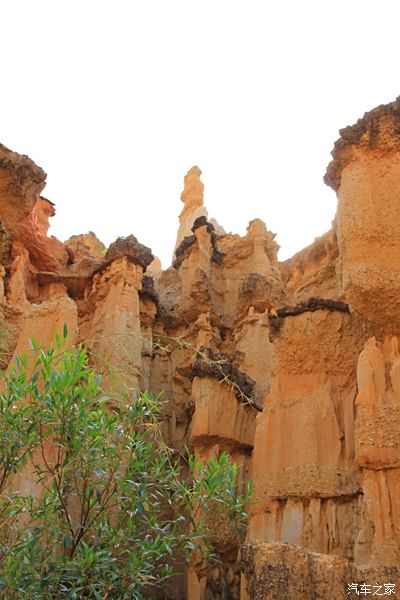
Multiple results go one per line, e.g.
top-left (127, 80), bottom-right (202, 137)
top-left (0, 332), bottom-right (249, 599)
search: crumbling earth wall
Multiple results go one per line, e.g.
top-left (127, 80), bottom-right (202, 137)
top-left (1, 97), bottom-right (400, 599)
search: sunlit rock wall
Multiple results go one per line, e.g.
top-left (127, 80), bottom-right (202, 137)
top-left (1, 97), bottom-right (400, 599)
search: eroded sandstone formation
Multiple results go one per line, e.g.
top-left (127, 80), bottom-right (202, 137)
top-left (1, 98), bottom-right (400, 599)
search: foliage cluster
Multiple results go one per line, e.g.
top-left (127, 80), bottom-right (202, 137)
top-left (0, 331), bottom-right (249, 599)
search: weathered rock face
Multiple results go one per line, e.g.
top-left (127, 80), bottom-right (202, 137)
top-left (1, 97), bottom-right (400, 599)
top-left (325, 97), bottom-right (400, 332)
top-left (241, 542), bottom-right (399, 600)
top-left (280, 227), bottom-right (341, 303)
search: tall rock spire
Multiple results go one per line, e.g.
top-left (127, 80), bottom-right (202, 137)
top-left (181, 165), bottom-right (204, 207)
top-left (173, 166), bottom-right (208, 257)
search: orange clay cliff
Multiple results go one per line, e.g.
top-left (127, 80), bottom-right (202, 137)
top-left (0, 98), bottom-right (399, 599)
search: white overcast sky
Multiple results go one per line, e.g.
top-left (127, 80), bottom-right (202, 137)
top-left (2, 1), bottom-right (399, 267)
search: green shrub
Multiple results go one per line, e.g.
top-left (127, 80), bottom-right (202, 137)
top-left (0, 331), bottom-right (249, 599)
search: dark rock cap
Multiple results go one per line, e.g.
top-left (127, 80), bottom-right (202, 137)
top-left (0, 143), bottom-right (46, 196)
top-left (324, 96), bottom-right (400, 191)
top-left (105, 235), bottom-right (154, 269)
